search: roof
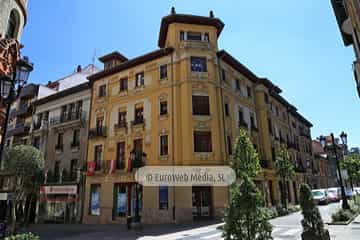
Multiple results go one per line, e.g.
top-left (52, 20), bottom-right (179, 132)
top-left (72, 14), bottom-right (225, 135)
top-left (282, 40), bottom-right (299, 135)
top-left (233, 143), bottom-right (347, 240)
top-left (19, 83), bottom-right (38, 98)
top-left (33, 82), bottom-right (89, 106)
top-left (98, 51), bottom-right (128, 63)
top-left (88, 47), bottom-right (174, 82)
top-left (331, 0), bottom-right (353, 46)
top-left (158, 13), bottom-right (224, 48)
top-left (217, 50), bottom-right (258, 83)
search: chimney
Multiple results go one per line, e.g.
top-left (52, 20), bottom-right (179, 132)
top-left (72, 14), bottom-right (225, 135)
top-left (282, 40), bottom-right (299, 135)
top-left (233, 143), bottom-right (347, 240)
top-left (171, 7), bottom-right (176, 14)
top-left (209, 10), bottom-right (214, 18)
top-left (76, 65), bottom-right (82, 73)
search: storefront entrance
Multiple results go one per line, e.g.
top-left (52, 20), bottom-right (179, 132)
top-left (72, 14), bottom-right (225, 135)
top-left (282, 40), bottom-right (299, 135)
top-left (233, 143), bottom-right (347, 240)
top-left (192, 186), bottom-right (212, 220)
top-left (113, 183), bottom-right (142, 222)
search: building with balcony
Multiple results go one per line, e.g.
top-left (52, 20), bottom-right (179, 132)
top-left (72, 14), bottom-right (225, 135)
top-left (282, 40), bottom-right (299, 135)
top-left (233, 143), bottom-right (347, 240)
top-left (83, 9), bottom-right (314, 224)
top-left (331, 0), bottom-right (360, 97)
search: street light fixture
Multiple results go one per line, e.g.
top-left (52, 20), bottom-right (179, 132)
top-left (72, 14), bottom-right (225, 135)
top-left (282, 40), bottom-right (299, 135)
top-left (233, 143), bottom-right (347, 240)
top-left (319, 133), bottom-right (350, 210)
top-left (0, 56), bottom-right (33, 167)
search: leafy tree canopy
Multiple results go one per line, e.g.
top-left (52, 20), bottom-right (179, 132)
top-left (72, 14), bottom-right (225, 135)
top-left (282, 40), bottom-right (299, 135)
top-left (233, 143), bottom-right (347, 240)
top-left (275, 147), bottom-right (295, 181)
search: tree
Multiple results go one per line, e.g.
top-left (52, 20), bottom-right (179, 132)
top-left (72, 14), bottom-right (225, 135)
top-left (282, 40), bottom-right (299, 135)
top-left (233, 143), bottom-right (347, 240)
top-left (299, 184), bottom-right (330, 240)
top-left (223, 128), bottom-right (272, 240)
top-left (3, 145), bottom-right (44, 233)
top-left (341, 153), bottom-right (360, 191)
top-left (274, 147), bottom-right (295, 210)
top-left (231, 129), bottom-right (260, 179)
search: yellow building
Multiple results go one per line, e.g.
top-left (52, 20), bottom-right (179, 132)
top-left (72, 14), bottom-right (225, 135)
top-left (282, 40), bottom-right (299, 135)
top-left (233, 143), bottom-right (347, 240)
top-left (83, 9), bottom-right (314, 224)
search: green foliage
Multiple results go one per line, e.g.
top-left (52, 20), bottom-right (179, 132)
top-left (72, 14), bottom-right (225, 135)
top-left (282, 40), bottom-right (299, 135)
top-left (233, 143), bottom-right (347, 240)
top-left (263, 205), bottom-right (300, 220)
top-left (223, 177), bottom-right (273, 240)
top-left (274, 147), bottom-right (295, 181)
top-left (231, 128), bottom-right (260, 179)
top-left (3, 145), bottom-right (44, 179)
top-left (341, 153), bottom-right (360, 183)
top-left (331, 209), bottom-right (353, 222)
top-left (5, 232), bottom-right (40, 240)
top-left (299, 184), bottom-right (327, 237)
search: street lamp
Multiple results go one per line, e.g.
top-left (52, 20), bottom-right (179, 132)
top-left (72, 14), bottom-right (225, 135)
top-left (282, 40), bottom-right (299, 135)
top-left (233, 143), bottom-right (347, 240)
top-left (319, 133), bottom-right (350, 210)
top-left (0, 56), bottom-right (33, 167)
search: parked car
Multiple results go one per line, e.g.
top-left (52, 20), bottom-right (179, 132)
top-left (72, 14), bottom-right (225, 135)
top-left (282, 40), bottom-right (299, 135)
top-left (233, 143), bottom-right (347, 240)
top-left (327, 187), bottom-right (340, 202)
top-left (311, 189), bottom-right (328, 205)
top-left (353, 187), bottom-right (360, 195)
top-left (345, 188), bottom-right (354, 199)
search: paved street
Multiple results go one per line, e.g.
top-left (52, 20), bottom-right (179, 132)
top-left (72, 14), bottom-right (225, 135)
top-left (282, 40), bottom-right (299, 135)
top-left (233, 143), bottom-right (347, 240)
top-left (23, 202), bottom-right (360, 240)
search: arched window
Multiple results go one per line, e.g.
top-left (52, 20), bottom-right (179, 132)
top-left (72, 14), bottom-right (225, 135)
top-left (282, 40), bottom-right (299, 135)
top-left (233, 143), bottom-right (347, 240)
top-left (5, 10), bottom-right (20, 39)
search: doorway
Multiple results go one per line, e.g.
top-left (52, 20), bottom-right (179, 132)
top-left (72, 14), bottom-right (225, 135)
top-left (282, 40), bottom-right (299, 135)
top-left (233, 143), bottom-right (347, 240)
top-left (192, 186), bottom-right (212, 220)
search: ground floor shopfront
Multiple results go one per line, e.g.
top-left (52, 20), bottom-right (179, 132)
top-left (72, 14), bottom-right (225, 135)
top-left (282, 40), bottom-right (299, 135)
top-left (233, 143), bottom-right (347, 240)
top-left (82, 172), bottom-right (228, 224)
top-left (37, 184), bottom-right (83, 223)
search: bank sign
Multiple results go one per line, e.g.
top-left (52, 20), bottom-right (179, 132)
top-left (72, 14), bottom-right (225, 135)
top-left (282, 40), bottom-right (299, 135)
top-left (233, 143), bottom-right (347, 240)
top-left (40, 185), bottom-right (77, 195)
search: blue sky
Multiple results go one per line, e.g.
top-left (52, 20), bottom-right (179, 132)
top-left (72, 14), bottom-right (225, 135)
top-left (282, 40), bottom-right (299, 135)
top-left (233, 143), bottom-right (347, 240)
top-left (21, 1), bottom-right (359, 147)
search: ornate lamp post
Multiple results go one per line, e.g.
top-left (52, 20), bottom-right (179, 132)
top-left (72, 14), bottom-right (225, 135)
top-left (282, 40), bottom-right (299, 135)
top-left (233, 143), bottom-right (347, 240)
top-left (319, 133), bottom-right (350, 210)
top-left (0, 56), bottom-right (33, 168)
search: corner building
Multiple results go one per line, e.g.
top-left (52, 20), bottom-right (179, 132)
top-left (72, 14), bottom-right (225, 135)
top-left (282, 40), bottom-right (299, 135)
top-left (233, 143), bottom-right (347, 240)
top-left (83, 11), bottom-right (314, 224)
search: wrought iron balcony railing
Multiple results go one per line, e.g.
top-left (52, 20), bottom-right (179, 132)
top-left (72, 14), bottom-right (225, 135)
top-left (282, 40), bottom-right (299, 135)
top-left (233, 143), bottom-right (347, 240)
top-left (50, 111), bottom-right (84, 126)
top-left (89, 126), bottom-right (107, 138)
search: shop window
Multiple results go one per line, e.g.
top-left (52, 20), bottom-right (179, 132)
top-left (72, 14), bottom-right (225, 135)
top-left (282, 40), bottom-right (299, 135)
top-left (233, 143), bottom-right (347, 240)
top-left (194, 131), bottom-right (212, 152)
top-left (89, 184), bottom-right (101, 216)
top-left (160, 64), bottom-right (167, 79)
top-left (190, 57), bottom-right (207, 72)
top-left (159, 186), bottom-right (168, 210)
top-left (113, 184), bottom-right (127, 217)
top-left (160, 135), bottom-right (168, 156)
top-left (192, 95), bottom-right (210, 115)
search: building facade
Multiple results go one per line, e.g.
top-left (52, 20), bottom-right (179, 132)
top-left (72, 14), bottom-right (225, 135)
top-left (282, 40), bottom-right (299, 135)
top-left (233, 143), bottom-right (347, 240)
top-left (312, 140), bottom-right (335, 188)
top-left (83, 10), bottom-right (314, 224)
top-left (331, 0), bottom-right (360, 97)
top-left (0, 0), bottom-right (27, 40)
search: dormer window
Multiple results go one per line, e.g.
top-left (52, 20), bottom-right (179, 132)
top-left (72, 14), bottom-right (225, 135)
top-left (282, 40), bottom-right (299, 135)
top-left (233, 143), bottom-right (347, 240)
top-left (179, 31), bottom-right (210, 43)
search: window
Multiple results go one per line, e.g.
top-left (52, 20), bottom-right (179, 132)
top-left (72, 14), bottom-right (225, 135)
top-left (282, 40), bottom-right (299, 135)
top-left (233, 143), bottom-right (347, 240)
top-left (134, 106), bottom-right (144, 123)
top-left (276, 106), bottom-right (279, 116)
top-left (268, 118), bottom-right (273, 134)
top-left (89, 184), bottom-right (101, 216)
top-left (98, 84), bottom-right (106, 97)
top-left (194, 131), bottom-right (212, 152)
top-left (134, 139), bottom-right (143, 151)
top-left (5, 10), bottom-right (18, 39)
top-left (119, 77), bottom-right (128, 91)
top-left (191, 57), bottom-right (207, 72)
top-left (94, 145), bottom-right (102, 171)
top-left (160, 65), bottom-right (167, 79)
top-left (160, 135), bottom-right (168, 156)
top-left (114, 184), bottom-right (127, 217)
top-left (96, 116), bottom-right (104, 128)
top-left (224, 103), bottom-right (230, 116)
top-left (76, 101), bottom-right (83, 116)
top-left (61, 105), bottom-right (67, 121)
top-left (221, 69), bottom-right (226, 81)
top-left (235, 79), bottom-right (240, 90)
top-left (247, 86), bottom-right (252, 98)
top-left (227, 136), bottom-right (232, 155)
top-left (250, 114), bottom-right (256, 128)
top-left (116, 142), bottom-right (125, 169)
top-left (180, 31), bottom-right (185, 41)
top-left (118, 111), bottom-right (127, 126)
top-left (204, 33), bottom-right (209, 42)
top-left (33, 136), bottom-right (40, 149)
top-left (160, 101), bottom-right (168, 115)
top-left (192, 95), bottom-right (210, 115)
top-left (72, 129), bottom-right (80, 147)
top-left (264, 93), bottom-right (269, 103)
top-left (54, 161), bottom-right (60, 182)
top-left (187, 32), bottom-right (202, 41)
top-left (159, 186), bottom-right (168, 210)
top-left (70, 159), bottom-right (78, 180)
top-left (135, 72), bottom-right (144, 88)
top-left (56, 133), bottom-right (63, 150)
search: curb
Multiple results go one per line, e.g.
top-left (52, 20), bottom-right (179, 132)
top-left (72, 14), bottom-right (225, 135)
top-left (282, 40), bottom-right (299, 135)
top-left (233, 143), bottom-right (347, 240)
top-left (327, 213), bottom-right (359, 226)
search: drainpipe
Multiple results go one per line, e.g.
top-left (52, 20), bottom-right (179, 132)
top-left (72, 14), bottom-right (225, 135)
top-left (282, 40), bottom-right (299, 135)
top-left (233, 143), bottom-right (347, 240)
top-left (170, 51), bottom-right (176, 222)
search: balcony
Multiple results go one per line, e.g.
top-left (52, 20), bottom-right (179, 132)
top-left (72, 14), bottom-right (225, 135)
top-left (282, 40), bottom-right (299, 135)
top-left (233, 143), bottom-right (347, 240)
top-left (238, 119), bottom-right (248, 129)
top-left (131, 118), bottom-right (145, 127)
top-left (16, 104), bottom-right (32, 117)
top-left (12, 123), bottom-right (30, 136)
top-left (179, 40), bottom-right (211, 50)
top-left (89, 126), bottom-right (107, 138)
top-left (50, 111), bottom-right (84, 126)
top-left (114, 121), bottom-right (127, 129)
